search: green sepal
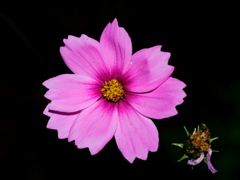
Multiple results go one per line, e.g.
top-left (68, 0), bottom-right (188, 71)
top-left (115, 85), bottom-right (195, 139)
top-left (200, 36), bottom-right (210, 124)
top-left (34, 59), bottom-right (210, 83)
top-left (183, 126), bottom-right (190, 136)
top-left (212, 150), bottom-right (219, 153)
top-left (203, 157), bottom-right (207, 163)
top-left (171, 143), bottom-right (184, 148)
top-left (210, 137), bottom-right (219, 143)
top-left (177, 154), bottom-right (189, 162)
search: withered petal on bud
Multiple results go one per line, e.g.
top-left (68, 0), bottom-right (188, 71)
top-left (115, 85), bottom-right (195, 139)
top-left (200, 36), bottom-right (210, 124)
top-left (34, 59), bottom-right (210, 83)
top-left (172, 124), bottom-right (218, 173)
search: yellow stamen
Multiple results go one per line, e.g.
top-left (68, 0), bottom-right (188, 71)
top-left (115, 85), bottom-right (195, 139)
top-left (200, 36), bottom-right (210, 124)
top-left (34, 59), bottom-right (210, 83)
top-left (101, 79), bottom-right (124, 102)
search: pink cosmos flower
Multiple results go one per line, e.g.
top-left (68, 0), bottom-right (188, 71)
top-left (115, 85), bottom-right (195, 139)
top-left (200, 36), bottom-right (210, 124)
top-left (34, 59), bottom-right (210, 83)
top-left (43, 19), bottom-right (186, 163)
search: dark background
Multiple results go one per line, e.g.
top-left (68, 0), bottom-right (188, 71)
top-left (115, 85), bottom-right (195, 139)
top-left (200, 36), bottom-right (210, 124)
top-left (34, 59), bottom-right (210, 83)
top-left (1, 1), bottom-right (238, 179)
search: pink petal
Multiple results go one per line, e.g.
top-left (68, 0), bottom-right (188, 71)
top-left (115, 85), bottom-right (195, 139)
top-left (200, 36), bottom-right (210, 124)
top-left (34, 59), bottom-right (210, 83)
top-left (126, 77), bottom-right (186, 119)
top-left (43, 74), bottom-right (101, 112)
top-left (122, 46), bottom-right (174, 92)
top-left (68, 98), bottom-right (118, 155)
top-left (43, 105), bottom-right (78, 139)
top-left (43, 104), bottom-right (51, 117)
top-left (60, 34), bottom-right (110, 81)
top-left (115, 100), bottom-right (159, 163)
top-left (187, 152), bottom-right (204, 165)
top-left (206, 148), bottom-right (218, 174)
top-left (100, 19), bottom-right (132, 77)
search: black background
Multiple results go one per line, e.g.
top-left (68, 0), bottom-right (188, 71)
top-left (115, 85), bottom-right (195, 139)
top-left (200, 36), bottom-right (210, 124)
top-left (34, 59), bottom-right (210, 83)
top-left (1, 1), bottom-right (238, 179)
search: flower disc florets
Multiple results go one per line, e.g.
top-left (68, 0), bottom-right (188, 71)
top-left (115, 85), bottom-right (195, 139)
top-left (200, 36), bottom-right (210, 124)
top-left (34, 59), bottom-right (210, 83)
top-left (184, 124), bottom-right (211, 158)
top-left (101, 79), bottom-right (124, 102)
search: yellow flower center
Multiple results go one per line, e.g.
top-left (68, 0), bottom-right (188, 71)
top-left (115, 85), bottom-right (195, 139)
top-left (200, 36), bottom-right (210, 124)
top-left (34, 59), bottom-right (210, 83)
top-left (101, 79), bottom-right (124, 102)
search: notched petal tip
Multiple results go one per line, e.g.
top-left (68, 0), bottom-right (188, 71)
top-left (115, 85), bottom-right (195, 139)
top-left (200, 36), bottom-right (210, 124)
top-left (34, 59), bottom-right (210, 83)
top-left (42, 79), bottom-right (50, 89)
top-left (89, 148), bottom-right (99, 156)
top-left (126, 156), bottom-right (136, 164)
top-left (112, 18), bottom-right (119, 25)
top-left (43, 104), bottom-right (51, 117)
top-left (63, 35), bottom-right (78, 43)
top-left (115, 101), bottom-right (158, 163)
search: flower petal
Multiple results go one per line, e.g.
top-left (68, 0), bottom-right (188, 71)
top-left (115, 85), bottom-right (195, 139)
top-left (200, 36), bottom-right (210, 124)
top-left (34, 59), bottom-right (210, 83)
top-left (206, 148), bottom-right (218, 174)
top-left (43, 105), bottom-right (78, 139)
top-left (115, 101), bottom-right (159, 163)
top-left (122, 46), bottom-right (174, 92)
top-left (68, 98), bottom-right (118, 155)
top-left (126, 77), bottom-right (186, 119)
top-left (60, 34), bottom-right (110, 81)
top-left (43, 104), bottom-right (51, 117)
top-left (187, 152), bottom-right (204, 165)
top-left (43, 74), bottom-right (101, 112)
top-left (100, 19), bottom-right (132, 77)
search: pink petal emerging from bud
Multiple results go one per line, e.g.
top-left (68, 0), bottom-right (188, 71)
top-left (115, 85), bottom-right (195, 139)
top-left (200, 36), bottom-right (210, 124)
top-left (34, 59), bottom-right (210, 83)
top-left (206, 148), bottom-right (218, 174)
top-left (187, 152), bottom-right (204, 165)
